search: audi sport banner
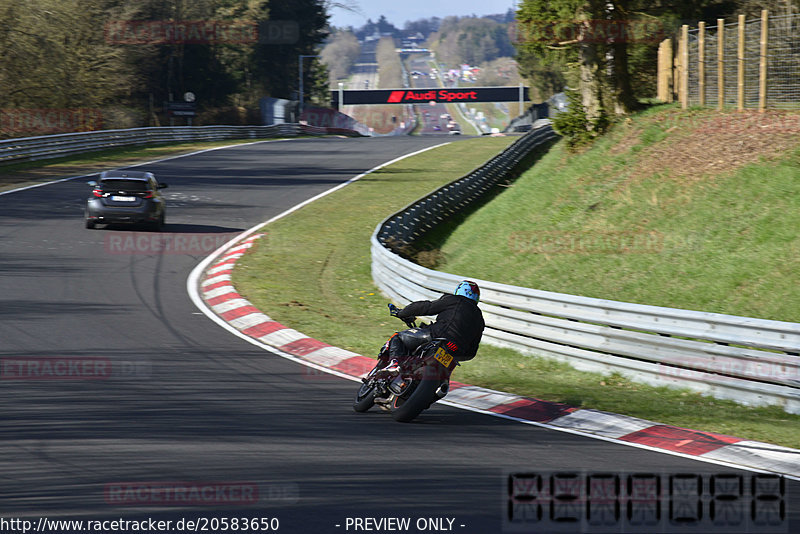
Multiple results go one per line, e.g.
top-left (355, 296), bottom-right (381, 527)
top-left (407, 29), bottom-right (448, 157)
top-left (331, 87), bottom-right (529, 106)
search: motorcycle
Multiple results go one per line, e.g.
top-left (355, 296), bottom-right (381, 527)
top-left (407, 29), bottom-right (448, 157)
top-left (353, 304), bottom-right (459, 422)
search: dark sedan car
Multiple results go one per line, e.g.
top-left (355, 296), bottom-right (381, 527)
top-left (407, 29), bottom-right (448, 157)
top-left (85, 170), bottom-right (167, 230)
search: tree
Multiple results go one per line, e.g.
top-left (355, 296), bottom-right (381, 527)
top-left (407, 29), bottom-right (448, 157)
top-left (375, 15), bottom-right (397, 34)
top-left (0, 0), bottom-right (131, 108)
top-left (428, 16), bottom-right (514, 67)
top-left (476, 57), bottom-right (521, 86)
top-left (736, 0), bottom-right (799, 17)
top-left (320, 30), bottom-right (361, 84)
top-left (516, 0), bottom-right (617, 127)
top-left (250, 0), bottom-right (330, 103)
top-left (376, 37), bottom-right (403, 88)
top-left (515, 52), bottom-right (567, 103)
top-left (403, 17), bottom-right (441, 38)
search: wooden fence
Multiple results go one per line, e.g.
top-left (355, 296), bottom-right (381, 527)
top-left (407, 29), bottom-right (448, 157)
top-left (657, 10), bottom-right (800, 111)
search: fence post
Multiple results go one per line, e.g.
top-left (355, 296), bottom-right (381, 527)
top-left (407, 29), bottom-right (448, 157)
top-left (657, 39), bottom-right (673, 102)
top-left (667, 40), bottom-right (674, 103)
top-left (672, 39), bottom-right (680, 102)
top-left (717, 19), bottom-right (725, 110)
top-left (657, 40), bottom-right (664, 101)
top-left (680, 25), bottom-right (689, 109)
top-left (738, 14), bottom-right (745, 111)
top-left (759, 9), bottom-right (769, 112)
top-left (698, 22), bottom-right (706, 106)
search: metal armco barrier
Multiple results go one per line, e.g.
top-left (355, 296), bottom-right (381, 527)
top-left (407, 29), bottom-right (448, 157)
top-left (371, 124), bottom-right (800, 414)
top-left (0, 123), bottom-right (364, 165)
top-left (376, 122), bottom-right (556, 246)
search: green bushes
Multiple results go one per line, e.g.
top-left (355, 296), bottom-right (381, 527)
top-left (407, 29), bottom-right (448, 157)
top-left (551, 90), bottom-right (609, 150)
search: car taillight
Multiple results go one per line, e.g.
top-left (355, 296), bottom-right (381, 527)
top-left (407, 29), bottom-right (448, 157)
top-left (142, 191), bottom-right (154, 199)
top-left (92, 188), bottom-right (103, 197)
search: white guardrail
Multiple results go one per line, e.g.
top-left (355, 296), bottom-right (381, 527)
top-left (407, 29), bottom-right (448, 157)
top-left (0, 123), bottom-right (364, 165)
top-left (371, 124), bottom-right (800, 414)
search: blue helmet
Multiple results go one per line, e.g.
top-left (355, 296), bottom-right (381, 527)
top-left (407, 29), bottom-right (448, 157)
top-left (454, 280), bottom-right (480, 302)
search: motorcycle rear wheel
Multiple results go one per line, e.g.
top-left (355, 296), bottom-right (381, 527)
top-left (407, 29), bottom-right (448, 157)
top-left (390, 368), bottom-right (440, 423)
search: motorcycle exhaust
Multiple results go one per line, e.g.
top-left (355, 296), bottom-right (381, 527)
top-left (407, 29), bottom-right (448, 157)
top-left (435, 382), bottom-right (449, 399)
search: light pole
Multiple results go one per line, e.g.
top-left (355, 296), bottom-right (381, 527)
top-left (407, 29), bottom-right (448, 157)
top-left (298, 54), bottom-right (320, 117)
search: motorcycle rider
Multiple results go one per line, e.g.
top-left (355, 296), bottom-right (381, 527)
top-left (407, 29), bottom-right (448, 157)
top-left (384, 280), bottom-right (485, 371)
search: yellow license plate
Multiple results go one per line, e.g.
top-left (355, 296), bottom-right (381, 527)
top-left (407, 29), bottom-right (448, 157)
top-left (434, 347), bottom-right (453, 368)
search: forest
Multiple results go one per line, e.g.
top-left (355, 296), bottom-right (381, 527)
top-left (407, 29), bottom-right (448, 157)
top-left (0, 0), bottom-right (331, 134)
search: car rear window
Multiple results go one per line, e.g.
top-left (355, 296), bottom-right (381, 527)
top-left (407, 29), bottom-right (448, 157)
top-left (100, 179), bottom-right (150, 192)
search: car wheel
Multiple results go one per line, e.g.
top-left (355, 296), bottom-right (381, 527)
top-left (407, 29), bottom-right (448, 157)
top-left (150, 213), bottom-right (165, 232)
top-left (85, 218), bottom-right (96, 229)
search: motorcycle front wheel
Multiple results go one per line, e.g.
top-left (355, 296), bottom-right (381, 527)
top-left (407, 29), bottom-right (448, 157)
top-left (353, 381), bottom-right (378, 412)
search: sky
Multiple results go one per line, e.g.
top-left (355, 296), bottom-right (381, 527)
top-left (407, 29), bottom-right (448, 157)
top-left (328, 0), bottom-right (519, 30)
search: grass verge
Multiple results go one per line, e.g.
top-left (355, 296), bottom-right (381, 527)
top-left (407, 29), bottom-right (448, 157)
top-left (233, 137), bottom-right (514, 354)
top-left (232, 130), bottom-right (800, 450)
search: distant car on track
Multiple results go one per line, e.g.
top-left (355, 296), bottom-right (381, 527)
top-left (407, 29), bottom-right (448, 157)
top-left (85, 170), bottom-right (168, 230)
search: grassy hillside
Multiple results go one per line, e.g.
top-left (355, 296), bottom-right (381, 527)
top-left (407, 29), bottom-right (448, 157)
top-left (428, 105), bottom-right (800, 322)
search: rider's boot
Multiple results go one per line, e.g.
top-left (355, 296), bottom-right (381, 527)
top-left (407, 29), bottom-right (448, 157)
top-left (383, 359), bottom-right (401, 375)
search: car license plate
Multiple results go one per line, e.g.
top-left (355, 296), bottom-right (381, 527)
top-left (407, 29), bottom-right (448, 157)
top-left (434, 347), bottom-right (453, 368)
top-left (111, 195), bottom-right (136, 202)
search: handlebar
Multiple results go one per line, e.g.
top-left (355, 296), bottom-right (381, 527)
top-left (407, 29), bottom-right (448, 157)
top-left (388, 303), bottom-right (416, 329)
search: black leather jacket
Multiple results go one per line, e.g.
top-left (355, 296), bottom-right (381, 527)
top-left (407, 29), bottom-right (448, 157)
top-left (397, 294), bottom-right (485, 361)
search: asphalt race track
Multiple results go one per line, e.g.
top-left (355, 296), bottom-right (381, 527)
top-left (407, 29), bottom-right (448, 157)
top-left (408, 58), bottom-right (461, 136)
top-left (0, 136), bottom-right (797, 533)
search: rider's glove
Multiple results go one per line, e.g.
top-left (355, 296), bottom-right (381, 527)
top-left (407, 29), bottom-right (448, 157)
top-left (388, 303), bottom-right (400, 317)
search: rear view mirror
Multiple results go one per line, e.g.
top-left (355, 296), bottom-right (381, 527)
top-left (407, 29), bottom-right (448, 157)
top-left (157, 183), bottom-right (168, 189)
